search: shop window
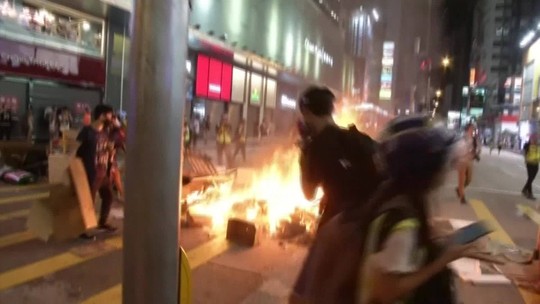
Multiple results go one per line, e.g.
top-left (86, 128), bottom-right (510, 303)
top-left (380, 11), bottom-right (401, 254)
top-left (231, 67), bottom-right (245, 103)
top-left (0, 0), bottom-right (105, 57)
top-left (265, 78), bottom-right (276, 108)
top-left (250, 73), bottom-right (263, 105)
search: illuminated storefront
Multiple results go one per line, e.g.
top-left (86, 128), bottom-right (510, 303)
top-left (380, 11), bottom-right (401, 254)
top-left (519, 35), bottom-right (540, 137)
top-left (0, 0), bottom-right (110, 140)
top-left (191, 50), bottom-right (279, 137)
top-left (189, 0), bottom-right (347, 92)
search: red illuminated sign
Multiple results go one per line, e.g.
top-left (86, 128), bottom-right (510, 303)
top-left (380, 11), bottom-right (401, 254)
top-left (195, 54), bottom-right (232, 101)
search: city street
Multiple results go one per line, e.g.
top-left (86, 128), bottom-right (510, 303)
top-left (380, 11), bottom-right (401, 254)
top-left (1, 147), bottom-right (540, 303)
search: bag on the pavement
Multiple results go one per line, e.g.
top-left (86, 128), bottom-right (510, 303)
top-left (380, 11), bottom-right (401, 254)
top-left (3, 169), bottom-right (35, 184)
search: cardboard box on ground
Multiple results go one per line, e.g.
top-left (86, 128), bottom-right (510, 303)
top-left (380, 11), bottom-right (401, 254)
top-left (27, 153), bottom-right (97, 241)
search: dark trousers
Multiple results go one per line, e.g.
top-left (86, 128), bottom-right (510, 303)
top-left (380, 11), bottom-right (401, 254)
top-left (191, 133), bottom-right (199, 149)
top-left (217, 143), bottom-right (232, 168)
top-left (523, 164), bottom-right (539, 195)
top-left (233, 142), bottom-right (246, 162)
top-left (92, 173), bottom-right (114, 226)
top-left (0, 126), bottom-right (11, 140)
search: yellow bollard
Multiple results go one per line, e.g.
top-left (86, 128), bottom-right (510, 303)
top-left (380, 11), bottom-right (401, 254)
top-left (180, 246), bottom-right (192, 304)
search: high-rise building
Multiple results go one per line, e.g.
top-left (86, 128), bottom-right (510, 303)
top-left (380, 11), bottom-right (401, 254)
top-left (375, 0), bottom-right (443, 114)
top-left (471, 0), bottom-right (540, 109)
top-left (344, 5), bottom-right (382, 102)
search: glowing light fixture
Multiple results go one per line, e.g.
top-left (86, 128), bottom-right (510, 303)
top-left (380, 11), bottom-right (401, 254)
top-left (442, 56), bottom-right (451, 67)
top-left (372, 9), bottom-right (379, 22)
top-left (82, 20), bottom-right (91, 31)
top-left (520, 31), bottom-right (535, 48)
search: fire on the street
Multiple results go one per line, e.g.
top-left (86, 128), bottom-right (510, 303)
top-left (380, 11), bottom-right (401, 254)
top-left (187, 149), bottom-right (321, 237)
top-left (185, 101), bottom-right (373, 241)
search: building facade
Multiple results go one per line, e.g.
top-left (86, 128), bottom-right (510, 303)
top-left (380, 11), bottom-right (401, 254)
top-left (471, 0), bottom-right (540, 109)
top-left (470, 0), bottom-right (539, 144)
top-left (0, 0), bottom-right (357, 140)
top-left (187, 0), bottom-right (354, 136)
top-left (519, 35), bottom-right (540, 143)
top-left (0, 0), bottom-right (130, 140)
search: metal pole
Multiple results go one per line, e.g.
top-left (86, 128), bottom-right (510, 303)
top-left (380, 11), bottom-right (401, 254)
top-left (119, 24), bottom-right (127, 111)
top-left (425, 0), bottom-right (432, 113)
top-left (123, 0), bottom-right (189, 303)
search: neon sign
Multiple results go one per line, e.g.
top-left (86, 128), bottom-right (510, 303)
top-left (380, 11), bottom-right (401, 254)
top-left (195, 54), bottom-right (232, 101)
top-left (379, 41), bottom-right (394, 100)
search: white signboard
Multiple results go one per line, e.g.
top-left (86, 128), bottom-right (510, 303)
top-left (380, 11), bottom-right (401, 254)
top-left (280, 94), bottom-right (297, 109)
top-left (304, 39), bottom-right (334, 67)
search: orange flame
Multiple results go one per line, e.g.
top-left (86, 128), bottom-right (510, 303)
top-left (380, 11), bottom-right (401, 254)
top-left (188, 100), bottom-right (362, 235)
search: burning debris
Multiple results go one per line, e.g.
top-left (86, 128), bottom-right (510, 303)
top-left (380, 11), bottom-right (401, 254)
top-left (182, 101), bottom-right (366, 246)
top-left (183, 149), bottom-right (321, 246)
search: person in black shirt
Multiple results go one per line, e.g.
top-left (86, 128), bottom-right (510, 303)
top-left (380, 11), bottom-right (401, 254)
top-left (0, 104), bottom-right (13, 141)
top-left (298, 86), bottom-right (381, 227)
top-left (76, 105), bottom-right (116, 234)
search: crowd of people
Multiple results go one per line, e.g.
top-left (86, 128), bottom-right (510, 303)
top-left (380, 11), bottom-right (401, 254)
top-left (290, 86), bottom-right (483, 304)
top-left (42, 88), bottom-right (540, 300)
top-left (183, 114), bottom-right (254, 168)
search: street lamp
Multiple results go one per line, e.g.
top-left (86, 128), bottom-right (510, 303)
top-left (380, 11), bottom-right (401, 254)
top-left (442, 56), bottom-right (451, 68)
top-left (436, 89), bottom-right (442, 98)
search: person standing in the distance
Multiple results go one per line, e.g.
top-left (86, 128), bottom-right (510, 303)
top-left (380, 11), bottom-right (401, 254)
top-left (522, 135), bottom-right (540, 200)
top-left (297, 86), bottom-right (381, 228)
top-left (58, 107), bottom-right (73, 135)
top-left (76, 105), bottom-right (117, 237)
top-left (216, 114), bottom-right (233, 168)
top-left (456, 123), bottom-right (477, 204)
top-left (26, 105), bottom-right (34, 143)
top-left (234, 119), bottom-right (247, 163)
top-left (82, 106), bottom-right (91, 126)
top-left (203, 115), bottom-right (211, 144)
top-left (190, 115), bottom-right (201, 151)
top-left (183, 120), bottom-right (191, 153)
top-left (0, 103), bottom-right (13, 141)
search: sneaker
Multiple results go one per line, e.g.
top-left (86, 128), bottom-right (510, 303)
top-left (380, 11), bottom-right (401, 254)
top-left (523, 189), bottom-right (530, 198)
top-left (98, 224), bottom-right (118, 233)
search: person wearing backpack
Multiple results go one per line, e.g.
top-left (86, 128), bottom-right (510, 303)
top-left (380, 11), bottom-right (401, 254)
top-left (291, 117), bottom-right (481, 304)
top-left (297, 86), bottom-right (381, 228)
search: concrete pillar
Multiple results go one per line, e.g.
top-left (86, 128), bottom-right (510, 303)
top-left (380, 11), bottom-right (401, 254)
top-left (123, 0), bottom-right (189, 303)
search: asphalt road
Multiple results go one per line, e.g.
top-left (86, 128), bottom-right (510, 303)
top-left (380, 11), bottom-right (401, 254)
top-left (1, 147), bottom-right (540, 303)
